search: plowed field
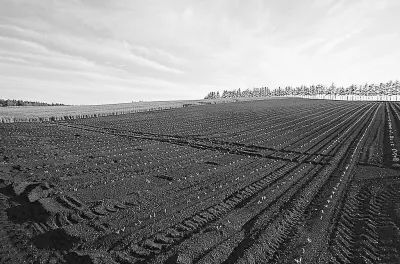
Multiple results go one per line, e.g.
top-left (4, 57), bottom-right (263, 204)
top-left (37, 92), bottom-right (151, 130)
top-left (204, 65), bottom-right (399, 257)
top-left (1, 98), bottom-right (399, 264)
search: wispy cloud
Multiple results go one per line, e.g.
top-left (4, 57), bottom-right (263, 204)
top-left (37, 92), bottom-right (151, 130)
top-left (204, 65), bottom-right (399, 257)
top-left (0, 0), bottom-right (399, 104)
top-left (0, 24), bottom-right (184, 74)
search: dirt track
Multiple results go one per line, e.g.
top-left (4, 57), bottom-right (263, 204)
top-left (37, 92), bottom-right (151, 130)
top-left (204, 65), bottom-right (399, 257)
top-left (0, 98), bottom-right (399, 264)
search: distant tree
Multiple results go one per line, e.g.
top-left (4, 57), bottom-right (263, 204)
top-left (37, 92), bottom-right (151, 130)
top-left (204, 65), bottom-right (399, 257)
top-left (0, 98), bottom-right (65, 107)
top-left (203, 80), bottom-right (400, 99)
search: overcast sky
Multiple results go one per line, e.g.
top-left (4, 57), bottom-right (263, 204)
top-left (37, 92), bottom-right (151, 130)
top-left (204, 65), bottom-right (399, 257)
top-left (1, 0), bottom-right (400, 104)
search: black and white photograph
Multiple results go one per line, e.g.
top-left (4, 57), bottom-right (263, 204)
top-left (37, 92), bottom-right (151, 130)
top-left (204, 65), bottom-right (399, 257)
top-left (1, 0), bottom-right (400, 263)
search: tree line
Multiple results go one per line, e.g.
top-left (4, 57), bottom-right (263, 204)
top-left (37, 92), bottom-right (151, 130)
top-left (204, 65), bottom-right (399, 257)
top-left (0, 99), bottom-right (65, 107)
top-left (204, 80), bottom-right (400, 99)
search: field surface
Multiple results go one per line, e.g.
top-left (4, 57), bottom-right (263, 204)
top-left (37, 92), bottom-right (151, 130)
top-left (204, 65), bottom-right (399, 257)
top-left (1, 98), bottom-right (399, 264)
top-left (0, 98), bottom-right (269, 123)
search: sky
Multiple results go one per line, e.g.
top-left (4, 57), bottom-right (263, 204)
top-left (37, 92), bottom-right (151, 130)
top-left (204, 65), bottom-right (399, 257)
top-left (1, 0), bottom-right (400, 105)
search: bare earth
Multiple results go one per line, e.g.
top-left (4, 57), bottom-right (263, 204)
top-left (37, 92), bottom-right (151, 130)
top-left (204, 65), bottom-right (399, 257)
top-left (0, 98), bottom-right (399, 264)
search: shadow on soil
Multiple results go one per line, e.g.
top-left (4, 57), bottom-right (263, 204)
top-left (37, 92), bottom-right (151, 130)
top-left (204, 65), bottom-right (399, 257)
top-left (32, 228), bottom-right (79, 250)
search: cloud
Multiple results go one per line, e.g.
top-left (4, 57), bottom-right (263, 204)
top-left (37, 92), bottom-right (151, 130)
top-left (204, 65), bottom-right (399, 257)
top-left (0, 24), bottom-right (184, 75)
top-left (0, 62), bottom-right (194, 104)
top-left (0, 0), bottom-right (399, 104)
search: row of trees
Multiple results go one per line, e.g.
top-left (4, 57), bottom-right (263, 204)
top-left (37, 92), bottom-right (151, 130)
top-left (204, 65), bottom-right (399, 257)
top-left (0, 99), bottom-right (65, 107)
top-left (204, 81), bottom-right (400, 99)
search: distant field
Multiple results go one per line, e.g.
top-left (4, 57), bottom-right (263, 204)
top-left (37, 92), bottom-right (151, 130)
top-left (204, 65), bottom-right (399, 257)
top-left (0, 97), bottom-right (274, 123)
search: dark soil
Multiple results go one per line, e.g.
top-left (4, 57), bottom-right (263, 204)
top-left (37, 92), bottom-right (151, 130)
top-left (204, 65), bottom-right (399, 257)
top-left (0, 98), bottom-right (399, 263)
